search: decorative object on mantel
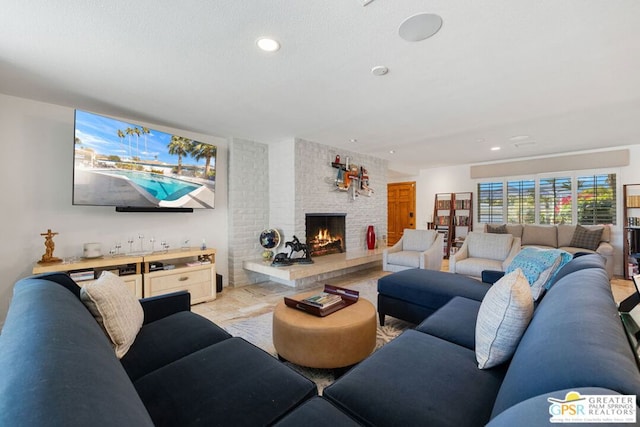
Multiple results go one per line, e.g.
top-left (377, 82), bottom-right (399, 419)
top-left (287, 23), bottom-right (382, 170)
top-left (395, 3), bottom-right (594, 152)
top-left (259, 228), bottom-right (281, 261)
top-left (38, 229), bottom-right (63, 264)
top-left (331, 157), bottom-right (374, 200)
top-left (272, 235), bottom-right (314, 266)
top-left (285, 236), bottom-right (314, 264)
top-left (366, 225), bottom-right (376, 250)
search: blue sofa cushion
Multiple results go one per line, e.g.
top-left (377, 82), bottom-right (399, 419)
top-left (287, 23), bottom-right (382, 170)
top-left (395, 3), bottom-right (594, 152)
top-left (0, 278), bottom-right (154, 426)
top-left (491, 268), bottom-right (640, 417)
top-left (545, 253), bottom-right (605, 289)
top-left (273, 396), bottom-right (361, 427)
top-left (416, 296), bottom-right (480, 350)
top-left (324, 330), bottom-right (507, 426)
top-left (121, 311), bottom-right (232, 381)
top-left (378, 269), bottom-right (490, 310)
top-left (134, 337), bottom-right (317, 427)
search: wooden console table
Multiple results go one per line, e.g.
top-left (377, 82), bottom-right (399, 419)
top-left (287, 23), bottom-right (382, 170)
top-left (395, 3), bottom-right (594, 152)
top-left (32, 247), bottom-right (216, 303)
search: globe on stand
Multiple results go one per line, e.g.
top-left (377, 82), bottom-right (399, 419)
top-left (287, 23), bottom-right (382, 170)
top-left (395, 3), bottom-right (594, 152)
top-left (259, 229), bottom-right (281, 261)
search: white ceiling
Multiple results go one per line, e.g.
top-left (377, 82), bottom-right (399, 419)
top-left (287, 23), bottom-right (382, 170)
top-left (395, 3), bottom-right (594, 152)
top-left (2, 1), bottom-right (640, 175)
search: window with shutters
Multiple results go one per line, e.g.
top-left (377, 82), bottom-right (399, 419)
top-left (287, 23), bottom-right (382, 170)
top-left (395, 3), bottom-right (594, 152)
top-left (476, 173), bottom-right (616, 225)
top-left (539, 177), bottom-right (572, 224)
top-left (577, 174), bottom-right (616, 225)
top-left (477, 182), bottom-right (503, 223)
top-left (506, 179), bottom-right (535, 224)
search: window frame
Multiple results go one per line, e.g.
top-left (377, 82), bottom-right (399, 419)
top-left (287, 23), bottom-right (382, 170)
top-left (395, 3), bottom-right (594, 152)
top-left (476, 169), bottom-right (618, 226)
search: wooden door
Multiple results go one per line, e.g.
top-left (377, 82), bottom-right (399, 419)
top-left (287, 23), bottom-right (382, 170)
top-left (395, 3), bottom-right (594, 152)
top-left (387, 181), bottom-right (416, 246)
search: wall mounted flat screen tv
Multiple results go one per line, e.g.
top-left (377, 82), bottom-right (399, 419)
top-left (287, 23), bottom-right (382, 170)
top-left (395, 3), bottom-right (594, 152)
top-left (73, 109), bottom-right (216, 210)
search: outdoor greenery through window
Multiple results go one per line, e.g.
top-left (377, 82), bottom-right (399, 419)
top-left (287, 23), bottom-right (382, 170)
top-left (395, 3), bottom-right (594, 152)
top-left (577, 174), bottom-right (617, 224)
top-left (477, 173), bottom-right (616, 225)
top-left (477, 182), bottom-right (503, 223)
top-left (539, 177), bottom-right (572, 224)
top-left (507, 179), bottom-right (535, 224)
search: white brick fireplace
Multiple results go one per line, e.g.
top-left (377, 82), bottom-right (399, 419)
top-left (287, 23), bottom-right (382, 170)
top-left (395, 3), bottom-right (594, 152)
top-left (228, 137), bottom-right (387, 287)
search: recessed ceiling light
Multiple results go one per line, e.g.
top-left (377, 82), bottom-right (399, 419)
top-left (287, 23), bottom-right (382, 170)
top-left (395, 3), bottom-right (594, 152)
top-left (509, 135), bottom-right (530, 142)
top-left (256, 37), bottom-right (280, 52)
top-left (371, 65), bottom-right (389, 76)
top-left (491, 146), bottom-right (501, 151)
top-left (349, 138), bottom-right (358, 143)
top-left (398, 13), bottom-right (443, 42)
top-left (389, 150), bottom-right (395, 154)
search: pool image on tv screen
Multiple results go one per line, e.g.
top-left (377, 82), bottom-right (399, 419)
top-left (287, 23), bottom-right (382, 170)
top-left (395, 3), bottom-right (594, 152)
top-left (73, 110), bottom-right (216, 209)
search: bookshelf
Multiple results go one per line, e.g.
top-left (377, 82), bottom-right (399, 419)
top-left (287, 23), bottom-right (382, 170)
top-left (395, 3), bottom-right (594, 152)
top-left (433, 192), bottom-right (473, 258)
top-left (624, 184), bottom-right (640, 279)
top-left (434, 193), bottom-right (453, 258)
top-left (452, 192), bottom-right (473, 257)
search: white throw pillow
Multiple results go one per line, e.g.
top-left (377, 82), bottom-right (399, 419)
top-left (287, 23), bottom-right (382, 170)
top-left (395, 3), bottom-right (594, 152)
top-left (475, 269), bottom-right (533, 369)
top-left (80, 271), bottom-right (144, 358)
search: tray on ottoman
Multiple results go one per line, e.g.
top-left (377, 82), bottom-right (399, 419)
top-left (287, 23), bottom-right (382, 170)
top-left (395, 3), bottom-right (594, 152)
top-left (284, 284), bottom-right (359, 317)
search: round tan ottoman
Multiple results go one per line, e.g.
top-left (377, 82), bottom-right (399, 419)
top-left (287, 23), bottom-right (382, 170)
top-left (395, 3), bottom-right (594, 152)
top-left (272, 291), bottom-right (377, 369)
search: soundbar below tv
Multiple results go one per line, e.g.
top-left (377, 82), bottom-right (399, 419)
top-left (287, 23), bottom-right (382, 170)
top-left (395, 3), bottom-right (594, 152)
top-left (73, 109), bottom-right (216, 210)
top-left (115, 206), bottom-right (194, 213)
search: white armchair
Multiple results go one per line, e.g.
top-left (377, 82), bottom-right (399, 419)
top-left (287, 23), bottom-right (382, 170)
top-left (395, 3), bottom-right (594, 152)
top-left (449, 231), bottom-right (521, 279)
top-left (383, 229), bottom-right (443, 272)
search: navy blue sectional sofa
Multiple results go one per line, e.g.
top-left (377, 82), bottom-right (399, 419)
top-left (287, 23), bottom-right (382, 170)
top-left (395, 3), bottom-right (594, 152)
top-left (3, 255), bottom-right (640, 426)
top-left (322, 255), bottom-right (640, 426)
top-left (0, 273), bottom-right (317, 427)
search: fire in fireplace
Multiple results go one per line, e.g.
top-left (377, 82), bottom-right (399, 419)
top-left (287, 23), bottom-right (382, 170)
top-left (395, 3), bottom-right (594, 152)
top-left (305, 213), bottom-right (346, 257)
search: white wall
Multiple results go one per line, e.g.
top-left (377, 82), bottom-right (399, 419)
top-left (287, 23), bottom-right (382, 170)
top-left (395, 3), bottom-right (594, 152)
top-left (0, 94), bottom-right (229, 328)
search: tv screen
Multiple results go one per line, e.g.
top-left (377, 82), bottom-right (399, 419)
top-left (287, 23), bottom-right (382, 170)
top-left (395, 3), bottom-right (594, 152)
top-left (73, 109), bottom-right (216, 210)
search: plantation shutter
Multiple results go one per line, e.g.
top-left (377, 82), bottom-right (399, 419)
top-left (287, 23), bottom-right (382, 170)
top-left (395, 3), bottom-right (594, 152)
top-left (506, 180), bottom-right (535, 224)
top-left (539, 177), bottom-right (572, 224)
top-left (577, 174), bottom-right (616, 225)
top-left (477, 182), bottom-right (503, 223)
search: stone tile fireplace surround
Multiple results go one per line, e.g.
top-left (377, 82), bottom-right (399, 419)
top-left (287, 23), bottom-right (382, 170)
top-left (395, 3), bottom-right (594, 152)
top-left (228, 138), bottom-right (388, 287)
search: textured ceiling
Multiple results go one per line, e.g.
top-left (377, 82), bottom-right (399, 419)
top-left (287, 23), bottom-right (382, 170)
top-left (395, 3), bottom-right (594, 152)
top-left (1, 1), bottom-right (639, 175)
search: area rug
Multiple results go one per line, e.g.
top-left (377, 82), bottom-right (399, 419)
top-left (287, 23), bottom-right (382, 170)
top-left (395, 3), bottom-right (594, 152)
top-left (224, 279), bottom-right (412, 392)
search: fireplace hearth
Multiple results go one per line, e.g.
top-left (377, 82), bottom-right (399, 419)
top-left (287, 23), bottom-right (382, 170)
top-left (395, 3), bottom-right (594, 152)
top-left (305, 213), bottom-right (346, 257)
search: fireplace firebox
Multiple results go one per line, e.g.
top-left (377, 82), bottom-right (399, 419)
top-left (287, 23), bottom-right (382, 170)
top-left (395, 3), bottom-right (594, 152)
top-left (305, 213), bottom-right (346, 257)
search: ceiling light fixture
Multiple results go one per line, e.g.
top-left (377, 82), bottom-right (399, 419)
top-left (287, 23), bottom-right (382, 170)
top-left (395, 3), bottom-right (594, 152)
top-left (491, 146), bottom-right (501, 151)
top-left (371, 65), bottom-right (389, 76)
top-left (256, 37), bottom-right (280, 52)
top-left (398, 13), bottom-right (443, 42)
top-left (349, 138), bottom-right (358, 143)
top-left (389, 150), bottom-right (395, 154)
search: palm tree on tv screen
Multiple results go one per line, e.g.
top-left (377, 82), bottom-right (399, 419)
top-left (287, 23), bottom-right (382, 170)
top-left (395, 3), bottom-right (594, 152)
top-left (125, 127), bottom-right (135, 160)
top-left (168, 135), bottom-right (193, 175)
top-left (142, 127), bottom-right (150, 153)
top-left (117, 129), bottom-right (125, 152)
top-left (133, 127), bottom-right (141, 158)
top-left (190, 142), bottom-right (216, 179)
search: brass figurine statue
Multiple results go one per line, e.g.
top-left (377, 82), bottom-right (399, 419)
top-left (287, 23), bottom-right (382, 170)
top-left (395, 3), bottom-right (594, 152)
top-left (38, 229), bottom-right (62, 264)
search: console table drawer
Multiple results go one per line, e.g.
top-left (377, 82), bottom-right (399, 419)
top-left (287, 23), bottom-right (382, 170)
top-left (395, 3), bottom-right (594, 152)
top-left (148, 268), bottom-right (211, 292)
top-left (144, 266), bottom-right (215, 303)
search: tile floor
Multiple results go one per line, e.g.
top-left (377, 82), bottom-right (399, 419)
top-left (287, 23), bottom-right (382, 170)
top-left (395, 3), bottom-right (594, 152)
top-left (191, 261), bottom-right (636, 328)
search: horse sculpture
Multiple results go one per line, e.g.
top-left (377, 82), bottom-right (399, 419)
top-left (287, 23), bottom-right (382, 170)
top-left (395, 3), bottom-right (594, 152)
top-left (284, 235), bottom-right (313, 264)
